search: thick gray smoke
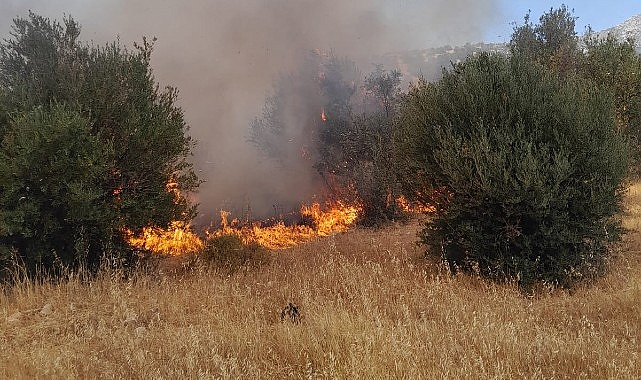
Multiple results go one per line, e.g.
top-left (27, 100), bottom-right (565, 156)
top-left (1, 0), bottom-right (502, 225)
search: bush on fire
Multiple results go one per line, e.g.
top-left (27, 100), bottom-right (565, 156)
top-left (396, 52), bottom-right (629, 289)
top-left (0, 12), bottom-right (199, 276)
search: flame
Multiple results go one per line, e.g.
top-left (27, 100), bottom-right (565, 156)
top-left (209, 200), bottom-right (361, 250)
top-left (300, 201), bottom-right (359, 235)
top-left (321, 108), bottom-right (327, 122)
top-left (128, 171), bottom-right (362, 255)
top-left (396, 195), bottom-right (436, 213)
top-left (127, 221), bottom-right (204, 256)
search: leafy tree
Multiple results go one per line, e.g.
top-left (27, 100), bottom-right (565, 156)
top-left (250, 52), bottom-right (407, 224)
top-left (364, 65), bottom-right (402, 118)
top-left (249, 52), bottom-right (361, 200)
top-left (581, 34), bottom-right (641, 166)
top-left (0, 105), bottom-right (112, 271)
top-left (249, 52), bottom-right (325, 166)
top-left (346, 67), bottom-right (404, 224)
top-left (396, 53), bottom-right (629, 289)
top-left (0, 12), bottom-right (199, 274)
top-left (510, 5), bottom-right (581, 76)
top-left (315, 55), bottom-right (360, 196)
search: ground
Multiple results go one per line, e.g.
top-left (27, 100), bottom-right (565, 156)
top-left (1, 187), bottom-right (640, 378)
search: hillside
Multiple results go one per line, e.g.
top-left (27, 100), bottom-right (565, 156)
top-left (595, 14), bottom-right (641, 51)
top-left (385, 13), bottom-right (641, 82)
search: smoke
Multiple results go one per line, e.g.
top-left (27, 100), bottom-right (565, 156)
top-left (1, 0), bottom-right (502, 225)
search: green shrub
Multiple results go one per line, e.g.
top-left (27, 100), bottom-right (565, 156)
top-left (0, 13), bottom-right (198, 276)
top-left (199, 234), bottom-right (270, 273)
top-left (396, 53), bottom-right (629, 289)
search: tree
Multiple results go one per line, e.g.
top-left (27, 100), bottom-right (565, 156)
top-left (345, 66), bottom-right (404, 224)
top-left (249, 51), bottom-right (362, 202)
top-left (364, 65), bottom-right (402, 118)
top-left (510, 5), bottom-right (581, 76)
top-left (396, 53), bottom-right (629, 289)
top-left (250, 55), bottom-right (408, 223)
top-left (581, 33), bottom-right (641, 167)
top-left (0, 105), bottom-right (111, 271)
top-left (0, 12), bottom-right (199, 274)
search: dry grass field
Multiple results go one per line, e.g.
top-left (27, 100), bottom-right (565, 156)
top-left (2, 186), bottom-right (641, 378)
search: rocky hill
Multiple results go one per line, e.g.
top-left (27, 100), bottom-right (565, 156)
top-left (384, 13), bottom-right (641, 82)
top-left (594, 14), bottom-right (641, 51)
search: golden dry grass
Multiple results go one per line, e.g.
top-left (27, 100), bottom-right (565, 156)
top-left (2, 189), bottom-right (641, 378)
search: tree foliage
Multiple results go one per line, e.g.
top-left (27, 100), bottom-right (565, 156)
top-left (512, 5), bottom-right (641, 170)
top-left (0, 12), bottom-right (199, 274)
top-left (510, 5), bottom-right (581, 76)
top-left (396, 53), bottom-right (629, 288)
top-left (581, 34), bottom-right (641, 166)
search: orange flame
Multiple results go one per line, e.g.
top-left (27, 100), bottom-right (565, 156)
top-left (396, 195), bottom-right (436, 213)
top-left (321, 108), bottom-right (327, 122)
top-left (127, 221), bottom-right (204, 256)
top-left (128, 180), bottom-right (361, 253)
top-left (209, 200), bottom-right (361, 250)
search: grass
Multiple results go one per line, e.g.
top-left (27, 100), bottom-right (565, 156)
top-left (1, 188), bottom-right (641, 378)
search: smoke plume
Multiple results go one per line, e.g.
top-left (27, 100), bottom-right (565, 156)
top-left (0, 0), bottom-right (502, 225)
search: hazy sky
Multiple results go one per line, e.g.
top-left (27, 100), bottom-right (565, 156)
top-left (487, 1), bottom-right (641, 42)
top-left (1, 1), bottom-right (640, 223)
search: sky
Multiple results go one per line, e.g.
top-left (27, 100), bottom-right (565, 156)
top-left (486, 1), bottom-right (641, 42)
top-left (0, 1), bottom-right (640, 223)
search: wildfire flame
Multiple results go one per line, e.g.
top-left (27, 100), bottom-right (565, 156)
top-left (209, 200), bottom-right (361, 250)
top-left (396, 195), bottom-right (436, 214)
top-left (321, 108), bottom-right (327, 122)
top-left (128, 200), bottom-right (362, 254)
top-left (127, 221), bottom-right (204, 256)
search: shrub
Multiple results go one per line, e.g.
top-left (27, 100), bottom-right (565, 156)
top-left (0, 13), bottom-right (199, 275)
top-left (396, 53), bottom-right (629, 289)
top-left (199, 234), bottom-right (270, 273)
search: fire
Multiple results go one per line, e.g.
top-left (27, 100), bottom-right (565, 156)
top-left (300, 201), bottom-right (359, 235)
top-left (127, 221), bottom-right (204, 256)
top-left (127, 200), bottom-right (362, 255)
top-left (321, 108), bottom-right (327, 122)
top-left (209, 200), bottom-right (361, 250)
top-left (396, 195), bottom-right (436, 213)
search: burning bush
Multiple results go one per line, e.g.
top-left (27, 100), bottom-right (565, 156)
top-left (249, 52), bottom-right (405, 225)
top-left (0, 13), bottom-right (198, 275)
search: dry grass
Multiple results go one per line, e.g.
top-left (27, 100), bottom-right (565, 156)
top-left (2, 191), bottom-right (641, 379)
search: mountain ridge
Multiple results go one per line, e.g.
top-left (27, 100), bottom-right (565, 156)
top-left (594, 14), bottom-right (641, 50)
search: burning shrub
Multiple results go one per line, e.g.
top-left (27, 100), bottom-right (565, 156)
top-left (199, 234), bottom-right (270, 273)
top-left (396, 53), bottom-right (629, 289)
top-left (0, 13), bottom-right (198, 275)
top-left (249, 52), bottom-right (405, 225)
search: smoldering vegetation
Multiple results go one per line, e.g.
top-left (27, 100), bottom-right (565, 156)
top-left (0, 0), bottom-right (502, 224)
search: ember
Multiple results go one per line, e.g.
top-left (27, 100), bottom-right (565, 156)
top-left (396, 195), bottom-right (436, 214)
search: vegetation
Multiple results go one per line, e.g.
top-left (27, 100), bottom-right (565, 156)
top-left (511, 5), bottom-right (641, 164)
top-left (1, 184), bottom-right (641, 377)
top-left (581, 34), bottom-right (641, 168)
top-left (250, 54), bottom-right (405, 224)
top-left (396, 52), bottom-right (629, 288)
top-left (509, 5), bottom-right (581, 76)
top-left (0, 13), bottom-right (198, 275)
top-left (1, 5), bottom-right (641, 377)
top-left (199, 234), bottom-right (270, 273)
